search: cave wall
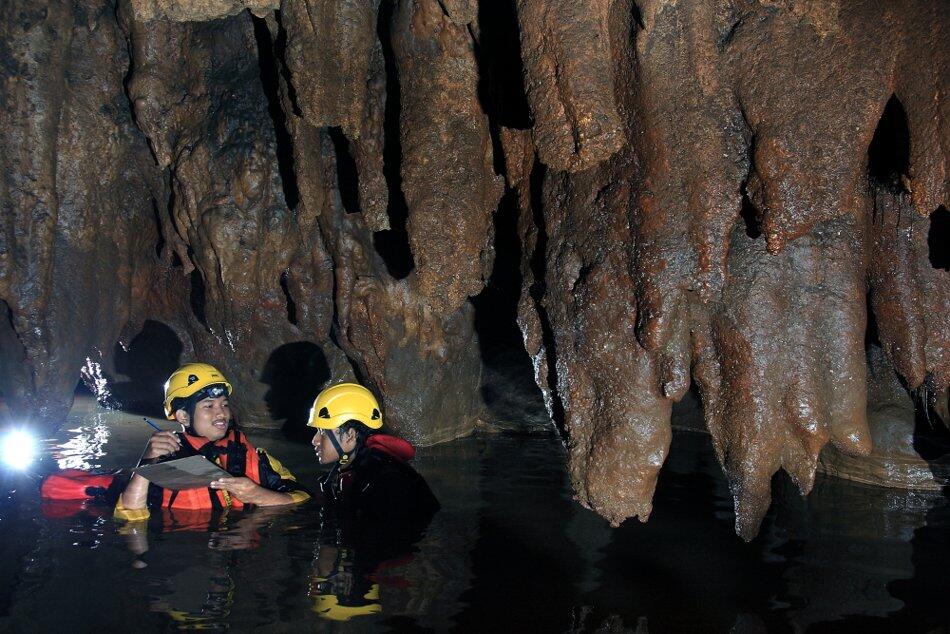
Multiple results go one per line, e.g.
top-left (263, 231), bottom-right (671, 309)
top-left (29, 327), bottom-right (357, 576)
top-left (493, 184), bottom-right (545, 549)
top-left (1, 0), bottom-right (947, 538)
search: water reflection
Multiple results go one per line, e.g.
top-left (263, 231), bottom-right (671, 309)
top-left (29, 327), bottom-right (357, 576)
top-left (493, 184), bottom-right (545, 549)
top-left (768, 475), bottom-right (941, 627)
top-left (118, 508), bottom-right (298, 630)
top-left (309, 542), bottom-right (383, 621)
top-left (0, 402), bottom-right (946, 632)
top-left (51, 420), bottom-right (111, 470)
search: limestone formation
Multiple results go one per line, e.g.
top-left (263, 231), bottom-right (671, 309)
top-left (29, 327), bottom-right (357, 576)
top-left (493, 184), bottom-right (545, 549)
top-left (0, 0), bottom-right (160, 425)
top-left (1, 0), bottom-right (947, 538)
top-left (130, 0), bottom-right (278, 22)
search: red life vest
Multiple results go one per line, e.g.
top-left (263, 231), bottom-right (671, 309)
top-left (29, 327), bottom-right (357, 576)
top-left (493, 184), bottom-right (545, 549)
top-left (41, 469), bottom-right (117, 500)
top-left (159, 429), bottom-right (262, 511)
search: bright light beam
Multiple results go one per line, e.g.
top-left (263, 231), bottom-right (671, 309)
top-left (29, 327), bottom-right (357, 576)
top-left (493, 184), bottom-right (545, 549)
top-left (1, 429), bottom-right (38, 471)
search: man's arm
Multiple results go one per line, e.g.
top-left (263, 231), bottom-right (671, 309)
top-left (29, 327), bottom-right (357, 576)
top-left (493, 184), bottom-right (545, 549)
top-left (115, 431), bottom-right (182, 516)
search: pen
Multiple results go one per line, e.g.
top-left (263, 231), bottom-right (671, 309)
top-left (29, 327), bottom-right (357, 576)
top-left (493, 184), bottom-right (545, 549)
top-left (142, 417), bottom-right (162, 432)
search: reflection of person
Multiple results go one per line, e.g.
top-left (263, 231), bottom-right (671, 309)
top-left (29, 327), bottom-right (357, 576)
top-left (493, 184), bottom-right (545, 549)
top-left (308, 383), bottom-right (439, 527)
top-left (123, 521), bottom-right (239, 629)
top-left (115, 363), bottom-right (309, 521)
top-left (310, 543), bottom-right (382, 622)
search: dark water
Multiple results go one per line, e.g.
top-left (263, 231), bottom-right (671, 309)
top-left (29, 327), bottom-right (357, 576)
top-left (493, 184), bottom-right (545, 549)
top-left (0, 399), bottom-right (948, 633)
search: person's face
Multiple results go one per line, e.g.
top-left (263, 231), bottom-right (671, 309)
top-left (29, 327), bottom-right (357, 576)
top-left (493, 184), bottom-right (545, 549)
top-left (311, 428), bottom-right (355, 465)
top-left (186, 395), bottom-right (232, 441)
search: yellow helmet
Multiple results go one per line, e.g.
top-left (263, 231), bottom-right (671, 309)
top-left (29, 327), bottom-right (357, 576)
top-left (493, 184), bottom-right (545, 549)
top-left (307, 383), bottom-right (383, 430)
top-left (312, 584), bottom-right (381, 621)
top-left (163, 363), bottom-right (233, 419)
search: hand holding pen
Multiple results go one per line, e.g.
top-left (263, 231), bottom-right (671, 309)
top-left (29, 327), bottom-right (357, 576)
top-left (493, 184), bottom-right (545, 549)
top-left (140, 417), bottom-right (181, 461)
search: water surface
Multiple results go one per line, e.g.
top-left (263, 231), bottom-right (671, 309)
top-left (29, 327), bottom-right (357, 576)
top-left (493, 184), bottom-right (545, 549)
top-left (0, 398), bottom-right (947, 632)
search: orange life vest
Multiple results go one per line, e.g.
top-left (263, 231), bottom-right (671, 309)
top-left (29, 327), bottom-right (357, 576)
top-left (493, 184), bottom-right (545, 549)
top-left (156, 429), bottom-right (262, 511)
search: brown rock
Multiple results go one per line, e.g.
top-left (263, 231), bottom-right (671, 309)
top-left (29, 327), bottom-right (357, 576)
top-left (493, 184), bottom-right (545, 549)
top-left (279, 1), bottom-right (390, 230)
top-left (130, 0), bottom-right (278, 22)
top-left (0, 0), bottom-right (161, 425)
top-left (121, 9), bottom-right (336, 426)
top-left (281, 0), bottom-right (378, 134)
top-left (629, 0), bottom-right (749, 401)
top-left (300, 120), bottom-right (484, 444)
top-left (698, 213), bottom-right (872, 539)
top-left (893, 1), bottom-right (949, 217)
top-left (517, 0), bottom-right (625, 172)
top-left (440, 0), bottom-right (477, 25)
top-left (869, 190), bottom-right (950, 392)
top-left (538, 157), bottom-right (673, 525)
top-left (1, 0), bottom-right (946, 541)
top-left (391, 0), bottom-right (503, 316)
top-left (818, 345), bottom-right (946, 491)
top-left (729, 1), bottom-right (937, 253)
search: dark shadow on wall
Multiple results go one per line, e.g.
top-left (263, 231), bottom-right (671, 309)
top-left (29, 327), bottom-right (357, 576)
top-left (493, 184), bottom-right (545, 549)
top-left (526, 160), bottom-right (567, 437)
top-left (109, 320), bottom-right (184, 417)
top-left (328, 126), bottom-right (362, 215)
top-left (474, 0), bottom-right (531, 130)
top-left (260, 341), bottom-right (331, 442)
top-left (670, 382), bottom-right (706, 432)
top-left (739, 188), bottom-right (762, 239)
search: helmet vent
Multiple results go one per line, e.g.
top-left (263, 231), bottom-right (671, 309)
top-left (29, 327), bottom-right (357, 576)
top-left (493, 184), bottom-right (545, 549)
top-left (371, 409), bottom-right (380, 420)
top-left (318, 407), bottom-right (331, 419)
top-left (188, 374), bottom-right (199, 385)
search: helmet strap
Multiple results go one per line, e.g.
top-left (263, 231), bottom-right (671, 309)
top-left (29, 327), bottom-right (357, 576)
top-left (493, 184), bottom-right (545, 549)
top-left (183, 402), bottom-right (198, 436)
top-left (325, 429), bottom-right (353, 467)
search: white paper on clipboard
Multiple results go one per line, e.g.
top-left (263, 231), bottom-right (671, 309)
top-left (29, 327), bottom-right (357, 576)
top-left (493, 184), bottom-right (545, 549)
top-left (133, 455), bottom-right (231, 490)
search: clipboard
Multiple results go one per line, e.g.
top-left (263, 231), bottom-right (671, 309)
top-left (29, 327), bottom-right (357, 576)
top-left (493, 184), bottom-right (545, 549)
top-left (133, 455), bottom-right (231, 490)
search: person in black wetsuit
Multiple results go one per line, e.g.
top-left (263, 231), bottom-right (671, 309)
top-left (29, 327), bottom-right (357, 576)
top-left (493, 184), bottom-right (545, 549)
top-left (306, 382), bottom-right (439, 621)
top-left (307, 382), bottom-right (439, 534)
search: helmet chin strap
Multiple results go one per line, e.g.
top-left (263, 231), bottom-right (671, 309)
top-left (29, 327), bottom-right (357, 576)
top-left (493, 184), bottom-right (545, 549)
top-left (325, 429), bottom-right (352, 466)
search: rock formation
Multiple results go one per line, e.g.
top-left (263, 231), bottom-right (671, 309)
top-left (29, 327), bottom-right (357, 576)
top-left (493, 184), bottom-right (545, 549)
top-left (1, 0), bottom-right (947, 538)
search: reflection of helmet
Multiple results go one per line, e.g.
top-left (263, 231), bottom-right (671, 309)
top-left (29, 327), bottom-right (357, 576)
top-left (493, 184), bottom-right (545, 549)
top-left (163, 363), bottom-right (233, 419)
top-left (312, 583), bottom-right (381, 621)
top-left (155, 567), bottom-right (233, 630)
top-left (308, 383), bottom-right (383, 430)
top-left (166, 609), bottom-right (225, 630)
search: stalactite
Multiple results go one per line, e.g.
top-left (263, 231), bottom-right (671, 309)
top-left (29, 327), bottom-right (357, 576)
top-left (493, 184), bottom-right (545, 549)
top-left (628, 0), bottom-right (749, 403)
top-left (391, 0), bottom-right (503, 317)
top-left (516, 0), bottom-right (625, 172)
top-left (0, 0), bottom-right (946, 539)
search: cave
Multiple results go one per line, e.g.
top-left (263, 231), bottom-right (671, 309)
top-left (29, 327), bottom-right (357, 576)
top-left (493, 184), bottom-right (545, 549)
top-left (0, 0), bottom-right (947, 630)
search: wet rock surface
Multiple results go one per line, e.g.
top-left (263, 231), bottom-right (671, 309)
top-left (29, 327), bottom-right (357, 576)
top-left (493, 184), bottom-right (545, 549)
top-left (1, 0), bottom-right (948, 537)
top-left (818, 345), bottom-right (948, 491)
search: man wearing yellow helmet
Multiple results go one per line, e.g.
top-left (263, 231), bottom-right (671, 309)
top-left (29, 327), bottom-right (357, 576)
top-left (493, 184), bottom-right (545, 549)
top-left (115, 363), bottom-right (309, 521)
top-left (307, 383), bottom-right (439, 527)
